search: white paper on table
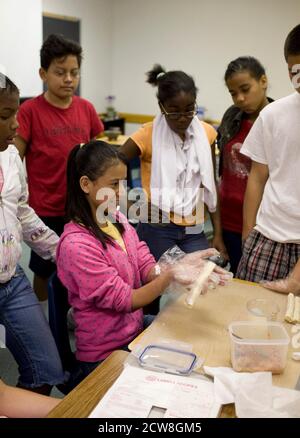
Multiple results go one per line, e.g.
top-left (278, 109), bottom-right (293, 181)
top-left (89, 364), bottom-right (221, 418)
top-left (204, 366), bottom-right (300, 418)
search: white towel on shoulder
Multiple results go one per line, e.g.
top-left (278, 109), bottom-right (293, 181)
top-left (150, 114), bottom-right (217, 217)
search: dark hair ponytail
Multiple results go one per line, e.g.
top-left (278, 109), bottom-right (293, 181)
top-left (224, 56), bottom-right (266, 82)
top-left (146, 63), bottom-right (167, 86)
top-left (66, 140), bottom-right (127, 248)
top-left (146, 63), bottom-right (197, 103)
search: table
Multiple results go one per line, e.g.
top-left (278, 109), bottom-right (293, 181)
top-left (47, 350), bottom-right (128, 418)
top-left (102, 117), bottom-right (125, 134)
top-left (130, 279), bottom-right (299, 390)
top-left (47, 350), bottom-right (235, 418)
top-left (99, 134), bottom-right (128, 146)
top-left (48, 280), bottom-right (298, 418)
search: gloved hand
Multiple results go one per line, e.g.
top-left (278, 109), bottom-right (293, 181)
top-left (167, 248), bottom-right (219, 285)
top-left (261, 275), bottom-right (300, 295)
top-left (211, 264), bottom-right (233, 286)
top-left (170, 253), bottom-right (233, 292)
top-left (156, 246), bottom-right (233, 306)
top-left (198, 265), bottom-right (233, 294)
top-left (178, 248), bottom-right (220, 265)
top-left (158, 247), bottom-right (219, 272)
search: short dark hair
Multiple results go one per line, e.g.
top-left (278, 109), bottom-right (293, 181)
top-left (284, 24), bottom-right (300, 61)
top-left (224, 56), bottom-right (266, 82)
top-left (66, 140), bottom-right (127, 248)
top-left (40, 34), bottom-right (83, 70)
top-left (146, 64), bottom-right (197, 103)
top-left (0, 73), bottom-right (19, 97)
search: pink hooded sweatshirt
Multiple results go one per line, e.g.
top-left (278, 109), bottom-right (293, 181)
top-left (56, 216), bottom-right (155, 362)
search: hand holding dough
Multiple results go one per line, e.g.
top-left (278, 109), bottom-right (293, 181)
top-left (185, 261), bottom-right (216, 307)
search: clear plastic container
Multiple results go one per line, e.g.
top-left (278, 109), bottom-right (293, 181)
top-left (138, 344), bottom-right (198, 375)
top-left (246, 298), bottom-right (280, 321)
top-left (228, 321), bottom-right (290, 374)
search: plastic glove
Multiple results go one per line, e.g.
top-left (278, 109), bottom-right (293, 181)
top-left (157, 246), bottom-right (219, 275)
top-left (179, 248), bottom-right (219, 267)
top-left (172, 257), bottom-right (233, 305)
top-left (157, 245), bottom-right (186, 273)
top-left (211, 265), bottom-right (233, 285)
top-left (163, 249), bottom-right (233, 288)
top-left (157, 246), bottom-right (233, 306)
top-left (172, 260), bottom-right (207, 285)
top-left (170, 249), bottom-right (220, 282)
top-left (261, 276), bottom-right (300, 295)
top-left (201, 267), bottom-right (233, 294)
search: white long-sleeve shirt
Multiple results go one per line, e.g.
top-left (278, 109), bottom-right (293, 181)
top-left (0, 145), bottom-right (59, 283)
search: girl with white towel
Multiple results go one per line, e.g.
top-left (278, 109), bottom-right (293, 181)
top-left (121, 64), bottom-right (227, 313)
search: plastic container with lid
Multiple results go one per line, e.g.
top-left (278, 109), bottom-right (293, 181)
top-left (228, 321), bottom-right (290, 374)
top-left (138, 344), bottom-right (198, 376)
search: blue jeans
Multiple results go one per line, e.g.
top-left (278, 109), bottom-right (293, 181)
top-left (137, 222), bottom-right (209, 261)
top-left (0, 265), bottom-right (64, 388)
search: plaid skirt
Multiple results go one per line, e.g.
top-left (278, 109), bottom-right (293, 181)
top-left (236, 229), bottom-right (300, 283)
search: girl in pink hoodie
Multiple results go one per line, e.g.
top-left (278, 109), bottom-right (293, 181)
top-left (57, 140), bottom-right (179, 385)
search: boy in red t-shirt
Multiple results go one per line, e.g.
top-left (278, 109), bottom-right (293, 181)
top-left (15, 34), bottom-right (104, 300)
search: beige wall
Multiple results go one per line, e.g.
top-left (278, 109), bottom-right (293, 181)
top-left (111, 0), bottom-right (300, 120)
top-left (0, 0), bottom-right (42, 96)
top-left (1, 0), bottom-right (300, 119)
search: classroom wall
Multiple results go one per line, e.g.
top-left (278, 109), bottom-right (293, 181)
top-left (111, 0), bottom-right (300, 120)
top-left (1, 0), bottom-right (300, 119)
top-left (0, 0), bottom-right (113, 112)
top-left (0, 0), bottom-right (43, 96)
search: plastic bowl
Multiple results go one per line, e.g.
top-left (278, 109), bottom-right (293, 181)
top-left (247, 298), bottom-right (280, 321)
top-left (104, 130), bottom-right (120, 140)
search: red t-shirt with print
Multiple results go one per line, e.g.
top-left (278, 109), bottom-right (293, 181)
top-left (219, 119), bottom-right (253, 234)
top-left (17, 94), bottom-right (103, 216)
